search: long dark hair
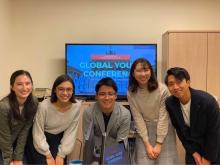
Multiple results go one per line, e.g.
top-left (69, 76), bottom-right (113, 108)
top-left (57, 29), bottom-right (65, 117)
top-left (8, 70), bottom-right (38, 120)
top-left (50, 74), bottom-right (76, 103)
top-left (128, 58), bottom-right (158, 93)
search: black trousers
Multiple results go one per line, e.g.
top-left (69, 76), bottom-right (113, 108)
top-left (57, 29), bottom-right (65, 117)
top-left (25, 129), bottom-right (66, 165)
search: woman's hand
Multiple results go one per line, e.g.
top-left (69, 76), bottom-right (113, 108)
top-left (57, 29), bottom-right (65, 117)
top-left (145, 143), bottom-right (157, 160)
top-left (55, 155), bottom-right (64, 165)
top-left (143, 138), bottom-right (157, 160)
top-left (13, 160), bottom-right (23, 165)
top-left (153, 142), bottom-right (162, 158)
top-left (46, 154), bottom-right (55, 165)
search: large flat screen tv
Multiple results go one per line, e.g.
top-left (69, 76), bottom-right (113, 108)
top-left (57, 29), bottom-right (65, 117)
top-left (65, 44), bottom-right (157, 100)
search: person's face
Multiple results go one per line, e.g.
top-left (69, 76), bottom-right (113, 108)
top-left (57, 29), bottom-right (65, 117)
top-left (11, 74), bottom-right (33, 102)
top-left (55, 81), bottom-right (73, 103)
top-left (167, 75), bottom-right (190, 99)
top-left (96, 85), bottom-right (117, 113)
top-left (133, 63), bottom-right (151, 87)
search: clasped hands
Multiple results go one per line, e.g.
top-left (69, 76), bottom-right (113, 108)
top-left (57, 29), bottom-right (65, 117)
top-left (46, 154), bottom-right (64, 165)
top-left (145, 142), bottom-right (162, 160)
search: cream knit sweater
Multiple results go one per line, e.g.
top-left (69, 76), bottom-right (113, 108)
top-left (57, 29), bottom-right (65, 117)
top-left (127, 83), bottom-right (169, 143)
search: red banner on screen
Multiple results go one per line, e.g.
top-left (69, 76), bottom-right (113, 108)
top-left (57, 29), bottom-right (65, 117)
top-left (91, 55), bottom-right (130, 60)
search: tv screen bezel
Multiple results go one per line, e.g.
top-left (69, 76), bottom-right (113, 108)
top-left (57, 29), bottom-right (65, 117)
top-left (65, 43), bottom-right (157, 101)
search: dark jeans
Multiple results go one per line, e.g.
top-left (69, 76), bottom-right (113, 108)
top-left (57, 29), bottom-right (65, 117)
top-left (25, 130), bottom-right (66, 165)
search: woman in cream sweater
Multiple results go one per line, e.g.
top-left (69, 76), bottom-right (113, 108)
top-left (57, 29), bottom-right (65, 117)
top-left (32, 75), bottom-right (81, 165)
top-left (127, 58), bottom-right (178, 164)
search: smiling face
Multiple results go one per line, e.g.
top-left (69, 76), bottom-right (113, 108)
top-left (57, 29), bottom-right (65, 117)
top-left (11, 74), bottom-right (33, 103)
top-left (55, 81), bottom-right (73, 104)
top-left (96, 85), bottom-right (117, 114)
top-left (167, 75), bottom-right (191, 103)
top-left (133, 62), bottom-right (151, 88)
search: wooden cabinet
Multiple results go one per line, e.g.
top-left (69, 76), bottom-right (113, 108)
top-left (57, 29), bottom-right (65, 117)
top-left (162, 31), bottom-right (220, 164)
top-left (162, 32), bottom-right (208, 90)
top-left (162, 31), bottom-right (220, 101)
top-left (207, 33), bottom-right (220, 103)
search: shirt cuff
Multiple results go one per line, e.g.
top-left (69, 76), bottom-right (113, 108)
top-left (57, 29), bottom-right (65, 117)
top-left (57, 152), bottom-right (66, 158)
top-left (45, 150), bottom-right (52, 157)
top-left (156, 135), bottom-right (166, 144)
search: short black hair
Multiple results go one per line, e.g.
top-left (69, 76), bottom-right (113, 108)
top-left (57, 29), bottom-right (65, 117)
top-left (165, 67), bottom-right (190, 85)
top-left (95, 77), bottom-right (118, 93)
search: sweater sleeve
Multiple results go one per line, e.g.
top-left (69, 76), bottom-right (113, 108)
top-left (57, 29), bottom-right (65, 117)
top-left (156, 84), bottom-right (169, 143)
top-left (127, 91), bottom-right (149, 142)
top-left (13, 119), bottom-right (33, 160)
top-left (57, 103), bottom-right (81, 158)
top-left (33, 103), bottom-right (51, 156)
top-left (0, 101), bottom-right (13, 165)
top-left (116, 106), bottom-right (131, 142)
top-left (82, 106), bottom-right (93, 141)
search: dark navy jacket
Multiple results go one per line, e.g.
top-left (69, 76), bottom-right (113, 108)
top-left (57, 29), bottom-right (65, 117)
top-left (165, 88), bottom-right (220, 162)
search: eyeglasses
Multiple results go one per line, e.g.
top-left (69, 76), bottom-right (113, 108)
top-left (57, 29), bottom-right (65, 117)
top-left (97, 92), bottom-right (116, 98)
top-left (56, 87), bottom-right (73, 93)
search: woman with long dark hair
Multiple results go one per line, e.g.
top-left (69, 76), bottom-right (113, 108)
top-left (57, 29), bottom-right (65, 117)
top-left (0, 70), bottom-right (38, 165)
top-left (127, 58), bottom-right (178, 164)
top-left (32, 75), bottom-right (81, 165)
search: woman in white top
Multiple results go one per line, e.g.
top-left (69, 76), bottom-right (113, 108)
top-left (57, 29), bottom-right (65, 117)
top-left (32, 75), bottom-right (81, 165)
top-left (127, 58), bottom-right (178, 164)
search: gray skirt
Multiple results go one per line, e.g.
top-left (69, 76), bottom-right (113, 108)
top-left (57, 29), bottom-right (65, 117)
top-left (135, 121), bottom-right (179, 165)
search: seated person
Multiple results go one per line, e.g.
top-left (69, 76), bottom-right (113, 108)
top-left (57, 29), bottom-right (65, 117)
top-left (83, 77), bottom-right (131, 164)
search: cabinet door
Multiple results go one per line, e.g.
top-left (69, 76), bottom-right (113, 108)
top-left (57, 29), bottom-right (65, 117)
top-left (207, 33), bottom-right (220, 102)
top-left (168, 32), bottom-right (207, 90)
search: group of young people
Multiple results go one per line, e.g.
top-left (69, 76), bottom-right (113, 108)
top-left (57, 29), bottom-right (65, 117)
top-left (0, 58), bottom-right (220, 165)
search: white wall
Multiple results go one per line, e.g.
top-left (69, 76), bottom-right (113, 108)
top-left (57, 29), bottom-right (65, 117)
top-left (1, 0), bottom-right (220, 97)
top-left (0, 0), bottom-right (11, 98)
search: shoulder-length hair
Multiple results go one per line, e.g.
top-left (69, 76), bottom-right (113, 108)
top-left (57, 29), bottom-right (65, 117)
top-left (50, 74), bottom-right (76, 103)
top-left (128, 58), bottom-right (158, 93)
top-left (8, 70), bottom-right (38, 120)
